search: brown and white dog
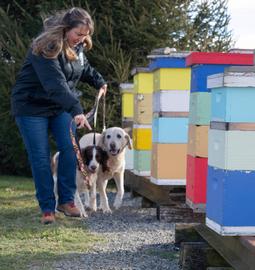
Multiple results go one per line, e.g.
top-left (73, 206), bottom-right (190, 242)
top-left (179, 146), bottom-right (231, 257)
top-left (79, 127), bottom-right (132, 213)
top-left (51, 143), bottom-right (108, 217)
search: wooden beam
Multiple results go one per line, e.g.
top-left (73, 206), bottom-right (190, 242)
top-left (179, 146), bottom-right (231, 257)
top-left (175, 223), bottom-right (205, 247)
top-left (124, 170), bottom-right (173, 204)
top-left (180, 242), bottom-right (230, 270)
top-left (206, 267), bottom-right (234, 270)
top-left (157, 205), bottom-right (205, 223)
top-left (195, 224), bottom-right (255, 270)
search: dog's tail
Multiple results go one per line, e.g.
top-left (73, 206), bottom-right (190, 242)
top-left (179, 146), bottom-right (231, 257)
top-left (51, 152), bottom-right (59, 178)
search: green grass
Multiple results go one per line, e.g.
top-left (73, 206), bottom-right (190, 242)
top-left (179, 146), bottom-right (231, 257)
top-left (0, 176), bottom-right (104, 270)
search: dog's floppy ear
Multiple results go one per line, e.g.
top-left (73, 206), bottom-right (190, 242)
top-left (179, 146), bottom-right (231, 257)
top-left (98, 130), bottom-right (106, 149)
top-left (124, 132), bottom-right (132, 150)
top-left (80, 148), bottom-right (87, 162)
top-left (123, 127), bottom-right (131, 134)
top-left (101, 149), bottom-right (109, 172)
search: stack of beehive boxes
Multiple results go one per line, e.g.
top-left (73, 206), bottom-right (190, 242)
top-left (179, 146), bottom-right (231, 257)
top-left (148, 52), bottom-right (191, 185)
top-left (206, 67), bottom-right (255, 235)
top-left (131, 68), bottom-right (153, 176)
top-left (185, 52), bottom-right (254, 212)
top-left (120, 83), bottom-right (134, 170)
top-left (120, 83), bottom-right (134, 134)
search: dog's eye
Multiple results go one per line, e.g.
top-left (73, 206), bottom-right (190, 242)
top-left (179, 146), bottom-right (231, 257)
top-left (117, 134), bottom-right (122, 139)
top-left (106, 135), bottom-right (111, 139)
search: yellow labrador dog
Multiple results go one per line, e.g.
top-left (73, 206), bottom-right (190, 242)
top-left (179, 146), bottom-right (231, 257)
top-left (79, 127), bottom-right (132, 213)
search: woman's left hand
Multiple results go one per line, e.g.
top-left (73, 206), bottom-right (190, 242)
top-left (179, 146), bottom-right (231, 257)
top-left (98, 84), bottom-right (107, 100)
top-left (74, 114), bottom-right (92, 130)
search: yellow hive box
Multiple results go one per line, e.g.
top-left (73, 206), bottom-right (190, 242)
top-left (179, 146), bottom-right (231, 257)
top-left (133, 125), bottom-right (152, 150)
top-left (132, 68), bottom-right (154, 94)
top-left (134, 93), bottom-right (152, 124)
top-left (121, 92), bottom-right (134, 119)
top-left (120, 83), bottom-right (134, 119)
top-left (153, 68), bottom-right (191, 91)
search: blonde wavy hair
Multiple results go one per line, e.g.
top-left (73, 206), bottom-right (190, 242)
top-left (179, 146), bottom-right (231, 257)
top-left (32, 7), bottom-right (94, 60)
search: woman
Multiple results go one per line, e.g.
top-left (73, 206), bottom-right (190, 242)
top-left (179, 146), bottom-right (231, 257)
top-left (11, 7), bottom-right (107, 224)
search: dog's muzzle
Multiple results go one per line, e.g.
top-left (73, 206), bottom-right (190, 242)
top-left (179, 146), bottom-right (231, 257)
top-left (109, 142), bottom-right (120, 156)
top-left (109, 149), bottom-right (120, 156)
top-left (88, 165), bottom-right (97, 173)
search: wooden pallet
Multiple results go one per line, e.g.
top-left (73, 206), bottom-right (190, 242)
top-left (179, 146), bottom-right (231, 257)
top-left (157, 205), bottom-right (205, 223)
top-left (124, 169), bottom-right (174, 205)
top-left (195, 224), bottom-right (255, 270)
top-left (124, 169), bottom-right (204, 223)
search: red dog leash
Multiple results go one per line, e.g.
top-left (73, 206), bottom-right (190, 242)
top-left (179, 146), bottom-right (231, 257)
top-left (70, 94), bottom-right (106, 188)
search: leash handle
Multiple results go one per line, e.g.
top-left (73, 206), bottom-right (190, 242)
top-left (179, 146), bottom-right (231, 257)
top-left (92, 95), bottom-right (100, 145)
top-left (93, 95), bottom-right (100, 129)
top-left (70, 119), bottom-right (91, 189)
top-left (92, 92), bottom-right (107, 143)
top-left (84, 92), bottom-right (106, 145)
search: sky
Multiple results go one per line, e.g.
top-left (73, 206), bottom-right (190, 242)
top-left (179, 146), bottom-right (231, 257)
top-left (228, 0), bottom-right (255, 49)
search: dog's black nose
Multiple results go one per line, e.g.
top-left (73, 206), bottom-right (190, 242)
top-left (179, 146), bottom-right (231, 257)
top-left (110, 142), bottom-right (116, 149)
top-left (90, 165), bottom-right (97, 171)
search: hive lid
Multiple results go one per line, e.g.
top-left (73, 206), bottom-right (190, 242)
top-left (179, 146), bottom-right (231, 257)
top-left (207, 70), bottom-right (255, 89)
top-left (147, 47), bottom-right (191, 59)
top-left (186, 51), bottom-right (254, 66)
top-left (130, 67), bottom-right (150, 76)
top-left (119, 83), bottom-right (134, 93)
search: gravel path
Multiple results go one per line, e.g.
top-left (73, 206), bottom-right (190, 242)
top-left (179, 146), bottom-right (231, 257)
top-left (52, 192), bottom-right (179, 270)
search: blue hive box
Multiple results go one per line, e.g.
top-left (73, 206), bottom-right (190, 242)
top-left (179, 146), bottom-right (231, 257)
top-left (152, 117), bottom-right (188, 143)
top-left (206, 166), bottom-right (255, 235)
top-left (208, 70), bottom-right (255, 122)
top-left (210, 87), bottom-right (255, 123)
top-left (191, 64), bottom-right (229, 92)
top-left (148, 57), bottom-right (186, 70)
top-left (147, 51), bottom-right (190, 71)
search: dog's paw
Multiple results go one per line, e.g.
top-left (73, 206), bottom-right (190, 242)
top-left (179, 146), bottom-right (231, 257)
top-left (98, 205), bottom-right (112, 214)
top-left (89, 199), bottom-right (97, 212)
top-left (102, 208), bottom-right (112, 214)
top-left (89, 205), bottom-right (97, 212)
top-left (92, 207), bottom-right (97, 212)
top-left (113, 198), bottom-right (123, 209)
top-left (84, 200), bottom-right (90, 208)
top-left (80, 211), bottom-right (88, 218)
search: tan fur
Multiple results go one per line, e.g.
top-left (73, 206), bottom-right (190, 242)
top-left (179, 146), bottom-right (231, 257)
top-left (79, 127), bottom-right (132, 213)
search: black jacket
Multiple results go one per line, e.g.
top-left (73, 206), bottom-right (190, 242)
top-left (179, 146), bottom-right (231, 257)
top-left (11, 44), bottom-right (106, 117)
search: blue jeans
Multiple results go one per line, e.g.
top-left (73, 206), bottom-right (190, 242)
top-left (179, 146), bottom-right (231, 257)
top-left (16, 112), bottom-right (77, 213)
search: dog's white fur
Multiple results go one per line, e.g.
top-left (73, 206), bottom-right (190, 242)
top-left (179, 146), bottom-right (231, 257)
top-left (52, 147), bottom-right (101, 217)
top-left (79, 127), bottom-right (132, 213)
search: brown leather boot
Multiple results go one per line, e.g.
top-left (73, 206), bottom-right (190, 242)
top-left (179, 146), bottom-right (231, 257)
top-left (57, 202), bottom-right (81, 217)
top-left (41, 212), bottom-right (55, 224)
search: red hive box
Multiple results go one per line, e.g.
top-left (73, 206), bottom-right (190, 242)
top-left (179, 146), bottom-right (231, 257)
top-left (186, 155), bottom-right (208, 212)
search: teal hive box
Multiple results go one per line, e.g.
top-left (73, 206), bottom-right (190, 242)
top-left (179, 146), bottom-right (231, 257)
top-left (189, 92), bottom-right (211, 125)
top-left (133, 150), bottom-right (151, 176)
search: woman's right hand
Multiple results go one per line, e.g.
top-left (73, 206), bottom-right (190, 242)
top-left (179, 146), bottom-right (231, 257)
top-left (74, 114), bottom-right (92, 130)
